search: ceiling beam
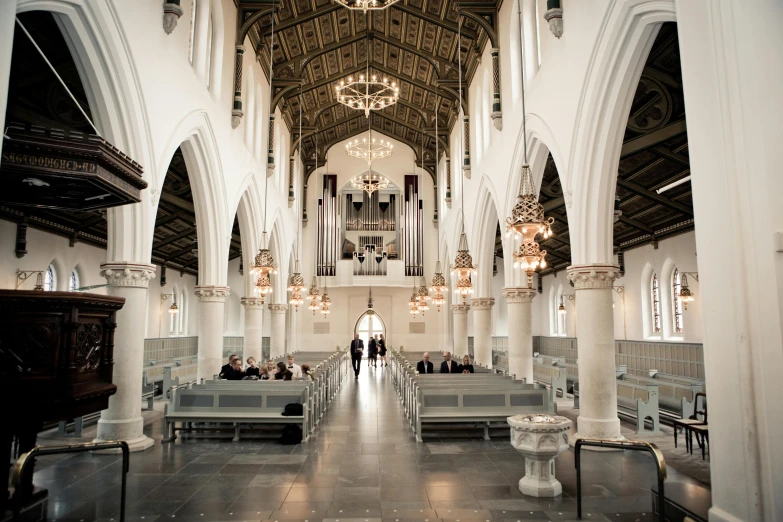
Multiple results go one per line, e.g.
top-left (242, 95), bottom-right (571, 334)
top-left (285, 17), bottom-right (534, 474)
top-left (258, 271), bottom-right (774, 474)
top-left (460, 11), bottom-right (496, 47)
top-left (164, 244), bottom-right (196, 263)
top-left (259, 4), bottom-right (343, 37)
top-left (274, 33), bottom-right (367, 75)
top-left (542, 197), bottom-right (565, 213)
top-left (391, 4), bottom-right (478, 40)
top-left (159, 191), bottom-right (195, 214)
top-left (618, 215), bottom-right (654, 235)
top-left (370, 32), bottom-right (450, 77)
top-left (616, 178), bottom-right (694, 217)
top-left (620, 119), bottom-right (687, 158)
top-left (72, 214), bottom-right (105, 232)
top-left (154, 210), bottom-right (187, 228)
top-left (153, 228), bottom-right (196, 250)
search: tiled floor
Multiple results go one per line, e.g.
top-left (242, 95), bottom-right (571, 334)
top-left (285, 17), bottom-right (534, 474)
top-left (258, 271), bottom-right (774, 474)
top-left (31, 361), bottom-right (709, 521)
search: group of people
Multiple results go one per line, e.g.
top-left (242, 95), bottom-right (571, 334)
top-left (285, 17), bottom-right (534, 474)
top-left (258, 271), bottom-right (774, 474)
top-left (416, 351), bottom-right (474, 374)
top-left (218, 354), bottom-right (314, 382)
top-left (349, 333), bottom-right (387, 378)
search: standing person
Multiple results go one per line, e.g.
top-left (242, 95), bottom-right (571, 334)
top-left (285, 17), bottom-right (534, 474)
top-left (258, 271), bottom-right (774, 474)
top-left (350, 333), bottom-right (364, 378)
top-left (368, 335), bottom-right (378, 368)
top-left (440, 352), bottom-right (459, 373)
top-left (378, 334), bottom-right (388, 367)
top-left (416, 352), bottom-right (434, 374)
top-left (459, 354), bottom-right (475, 374)
top-left (287, 355), bottom-right (303, 379)
top-left (275, 361), bottom-right (293, 380)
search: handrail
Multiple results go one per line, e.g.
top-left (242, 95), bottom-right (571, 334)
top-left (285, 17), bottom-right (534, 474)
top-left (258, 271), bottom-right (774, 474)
top-left (12, 440), bottom-right (130, 521)
top-left (575, 438), bottom-right (666, 522)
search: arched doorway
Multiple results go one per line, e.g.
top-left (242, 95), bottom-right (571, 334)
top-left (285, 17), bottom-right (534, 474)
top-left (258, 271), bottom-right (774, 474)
top-left (354, 310), bottom-right (386, 355)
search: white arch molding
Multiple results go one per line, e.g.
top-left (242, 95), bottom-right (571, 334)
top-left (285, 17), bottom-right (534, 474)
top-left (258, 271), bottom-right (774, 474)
top-left (354, 310), bottom-right (386, 351)
top-left (471, 175), bottom-right (503, 298)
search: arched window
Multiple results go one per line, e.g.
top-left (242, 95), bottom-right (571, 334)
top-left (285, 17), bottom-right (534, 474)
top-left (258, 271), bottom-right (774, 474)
top-left (556, 285), bottom-right (566, 336)
top-left (69, 270), bottom-right (79, 292)
top-left (651, 273), bottom-right (661, 333)
top-left (549, 286), bottom-right (558, 336)
top-left (354, 310), bottom-right (386, 349)
top-left (44, 264), bottom-right (56, 291)
top-left (179, 289), bottom-right (188, 335)
top-left (672, 268), bottom-right (684, 333)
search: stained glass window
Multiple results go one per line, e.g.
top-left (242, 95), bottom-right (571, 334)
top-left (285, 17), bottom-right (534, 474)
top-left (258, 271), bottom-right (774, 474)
top-left (672, 268), bottom-right (683, 333)
top-left (652, 274), bottom-right (661, 333)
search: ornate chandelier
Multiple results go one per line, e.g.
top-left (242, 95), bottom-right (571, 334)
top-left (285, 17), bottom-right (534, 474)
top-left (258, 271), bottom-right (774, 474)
top-left (251, 231), bottom-right (277, 299)
top-left (334, 0), bottom-right (400, 13)
top-left (346, 135), bottom-right (393, 164)
top-left (417, 276), bottom-right (430, 313)
top-left (306, 276), bottom-right (321, 314)
top-left (336, 73), bottom-right (399, 118)
top-left (409, 285), bottom-right (420, 318)
top-left (452, 232), bottom-right (477, 304)
top-left (349, 119), bottom-right (390, 195)
top-left (430, 260), bottom-right (447, 312)
top-left (288, 261), bottom-right (305, 311)
top-left (320, 283), bottom-right (331, 316)
top-left (679, 274), bottom-right (694, 309)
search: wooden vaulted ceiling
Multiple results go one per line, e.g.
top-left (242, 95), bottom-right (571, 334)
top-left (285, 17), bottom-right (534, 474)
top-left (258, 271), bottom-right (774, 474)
top-left (236, 0), bottom-right (498, 179)
top-left (537, 23), bottom-right (693, 274)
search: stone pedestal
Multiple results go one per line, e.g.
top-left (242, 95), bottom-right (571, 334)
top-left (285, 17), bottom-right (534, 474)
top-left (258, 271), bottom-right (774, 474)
top-left (195, 286), bottom-right (230, 381)
top-left (269, 303), bottom-right (288, 359)
top-left (503, 288), bottom-right (537, 382)
top-left (241, 297), bottom-right (264, 362)
top-left (451, 304), bottom-right (470, 357)
top-left (567, 265), bottom-right (623, 441)
top-left (471, 298), bottom-right (494, 367)
top-left (94, 263), bottom-right (156, 452)
top-left (508, 414), bottom-right (572, 497)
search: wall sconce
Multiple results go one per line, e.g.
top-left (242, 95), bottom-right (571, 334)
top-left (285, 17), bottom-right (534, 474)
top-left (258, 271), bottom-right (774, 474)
top-left (16, 269), bottom-right (44, 290)
top-left (161, 293), bottom-right (178, 314)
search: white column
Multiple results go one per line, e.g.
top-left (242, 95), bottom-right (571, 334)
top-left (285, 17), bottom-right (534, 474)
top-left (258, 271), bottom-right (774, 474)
top-left (194, 285), bottom-right (230, 381)
top-left (241, 297), bottom-right (264, 362)
top-left (522, 0), bottom-right (540, 85)
top-left (94, 263), bottom-right (156, 452)
top-left (676, 2), bottom-right (783, 519)
top-left (451, 304), bottom-right (470, 358)
top-left (269, 304), bottom-right (288, 358)
top-left (471, 298), bottom-right (494, 368)
top-left (568, 265), bottom-right (622, 441)
top-left (0, 0), bottom-right (17, 164)
top-left (504, 288), bottom-right (537, 382)
top-left (191, 0), bottom-right (210, 84)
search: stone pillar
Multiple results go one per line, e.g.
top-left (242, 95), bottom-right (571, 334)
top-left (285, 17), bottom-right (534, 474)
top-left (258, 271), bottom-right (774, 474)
top-left (522, 0), bottom-right (540, 85)
top-left (269, 303), bottom-right (288, 358)
top-left (194, 285), bottom-right (230, 381)
top-left (567, 265), bottom-right (622, 440)
top-left (0, 0), bottom-right (17, 164)
top-left (231, 45), bottom-right (245, 128)
top-left (94, 263), bottom-right (156, 452)
top-left (490, 48), bottom-right (503, 130)
top-left (471, 298), bottom-right (494, 368)
top-left (451, 304), bottom-right (470, 359)
top-left (504, 288), bottom-right (537, 382)
top-left (241, 297), bottom-right (264, 363)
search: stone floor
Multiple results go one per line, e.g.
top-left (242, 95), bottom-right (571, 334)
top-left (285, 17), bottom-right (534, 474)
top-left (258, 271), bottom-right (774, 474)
top-left (28, 361), bottom-right (710, 521)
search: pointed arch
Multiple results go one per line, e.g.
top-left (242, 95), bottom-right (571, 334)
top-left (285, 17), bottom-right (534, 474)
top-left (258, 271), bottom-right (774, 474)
top-left (472, 175), bottom-right (503, 297)
top-left (230, 174), bottom-right (263, 297)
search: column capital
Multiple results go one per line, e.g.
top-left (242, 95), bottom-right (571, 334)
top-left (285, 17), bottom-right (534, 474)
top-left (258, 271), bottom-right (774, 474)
top-left (240, 297), bottom-right (265, 309)
top-left (268, 303), bottom-right (288, 313)
top-left (503, 287), bottom-right (537, 303)
top-left (100, 263), bottom-right (156, 288)
top-left (567, 265), bottom-right (621, 290)
top-left (195, 285), bottom-right (231, 302)
top-left (470, 297), bottom-right (495, 310)
top-left (451, 304), bottom-right (471, 314)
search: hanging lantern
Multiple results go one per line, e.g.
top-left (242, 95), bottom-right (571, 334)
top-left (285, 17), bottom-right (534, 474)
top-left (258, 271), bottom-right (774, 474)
top-left (558, 297), bottom-right (566, 317)
top-left (679, 274), bottom-right (694, 310)
top-left (506, 164), bottom-right (554, 288)
top-left (290, 289), bottom-right (303, 311)
top-left (306, 275), bottom-right (321, 314)
top-left (451, 232), bottom-right (477, 304)
top-left (288, 261), bottom-right (305, 294)
top-left (417, 276), bottom-right (430, 313)
top-left (408, 287), bottom-right (420, 317)
top-left (320, 284), bottom-right (331, 316)
top-left (251, 231), bottom-right (277, 298)
top-left (254, 275), bottom-right (273, 302)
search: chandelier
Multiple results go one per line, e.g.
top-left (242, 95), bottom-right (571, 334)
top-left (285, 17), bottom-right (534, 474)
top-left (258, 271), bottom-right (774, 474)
top-left (254, 275), bottom-right (273, 301)
top-left (336, 73), bottom-right (399, 117)
top-left (346, 135), bottom-right (393, 164)
top-left (507, 163), bottom-right (554, 288)
top-left (417, 276), bottom-right (430, 313)
top-left (679, 274), bottom-right (694, 310)
top-left (320, 283), bottom-right (331, 316)
top-left (288, 261), bottom-right (305, 311)
top-left (430, 260), bottom-right (447, 312)
top-left (451, 232), bottom-right (477, 304)
top-left (306, 275), bottom-right (321, 314)
top-left (349, 118), bottom-right (390, 195)
top-left (409, 285), bottom-right (420, 318)
top-left (251, 231), bottom-right (277, 299)
top-left (334, 0), bottom-right (400, 13)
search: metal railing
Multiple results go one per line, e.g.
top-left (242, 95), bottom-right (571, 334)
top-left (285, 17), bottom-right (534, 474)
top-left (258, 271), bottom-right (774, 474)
top-left (575, 438), bottom-right (666, 522)
top-left (12, 441), bottom-right (130, 521)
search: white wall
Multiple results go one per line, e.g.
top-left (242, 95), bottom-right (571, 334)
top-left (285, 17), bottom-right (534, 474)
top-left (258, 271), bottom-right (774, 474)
top-left (146, 264), bottom-right (199, 338)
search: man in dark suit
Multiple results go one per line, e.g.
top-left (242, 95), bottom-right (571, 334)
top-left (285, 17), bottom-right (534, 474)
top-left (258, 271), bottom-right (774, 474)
top-left (223, 358), bottom-right (245, 380)
top-left (440, 352), bottom-right (459, 374)
top-left (350, 333), bottom-right (364, 378)
top-left (220, 354), bottom-right (238, 377)
top-left (416, 352), bottom-right (434, 374)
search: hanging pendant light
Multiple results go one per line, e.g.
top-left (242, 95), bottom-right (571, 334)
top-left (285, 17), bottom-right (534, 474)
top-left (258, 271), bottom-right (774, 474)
top-left (558, 296), bottom-right (566, 317)
top-left (409, 282), bottom-right (420, 318)
top-left (417, 276), bottom-right (430, 313)
top-left (367, 286), bottom-right (374, 311)
top-left (288, 88), bottom-right (306, 312)
top-left (336, 41), bottom-right (399, 116)
top-left (430, 114), bottom-right (447, 312)
top-left (679, 274), bottom-right (694, 309)
top-left (349, 114), bottom-right (390, 195)
top-left (450, 15), bottom-right (476, 305)
top-left (320, 281), bottom-right (331, 316)
top-left (252, 231), bottom-right (277, 300)
top-left (507, 0), bottom-right (555, 289)
top-left (306, 275), bottom-right (321, 314)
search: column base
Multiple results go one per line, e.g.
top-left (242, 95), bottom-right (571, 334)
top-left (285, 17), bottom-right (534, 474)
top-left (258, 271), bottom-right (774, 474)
top-left (92, 434), bottom-right (155, 453)
top-left (519, 474), bottom-right (562, 497)
top-left (574, 415), bottom-right (625, 442)
top-left (94, 416), bottom-right (155, 453)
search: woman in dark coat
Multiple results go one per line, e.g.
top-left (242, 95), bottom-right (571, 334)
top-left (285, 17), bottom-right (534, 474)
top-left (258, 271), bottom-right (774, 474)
top-left (275, 361), bottom-right (293, 380)
top-left (378, 334), bottom-right (388, 367)
top-left (459, 354), bottom-right (475, 374)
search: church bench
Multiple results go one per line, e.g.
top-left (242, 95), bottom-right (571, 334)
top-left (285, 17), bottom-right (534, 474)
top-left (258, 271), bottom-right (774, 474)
top-left (163, 387), bottom-right (309, 442)
top-left (616, 380), bottom-right (661, 434)
top-left (533, 360), bottom-right (568, 398)
top-left (648, 370), bottom-right (705, 387)
top-left (414, 386), bottom-right (555, 442)
top-left (619, 374), bottom-right (701, 419)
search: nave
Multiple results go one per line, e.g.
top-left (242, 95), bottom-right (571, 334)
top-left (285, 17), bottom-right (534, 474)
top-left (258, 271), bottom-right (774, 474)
top-left (31, 361), bottom-right (705, 522)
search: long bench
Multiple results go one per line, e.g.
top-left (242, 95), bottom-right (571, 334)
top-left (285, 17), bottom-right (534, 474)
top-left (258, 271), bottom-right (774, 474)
top-left (618, 373), bottom-right (701, 420)
top-left (616, 380), bottom-right (661, 434)
top-left (163, 386), bottom-right (309, 442)
top-left (533, 359), bottom-right (567, 398)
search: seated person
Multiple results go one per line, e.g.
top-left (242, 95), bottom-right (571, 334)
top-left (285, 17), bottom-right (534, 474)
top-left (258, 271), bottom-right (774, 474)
top-left (459, 354), bottom-right (475, 374)
top-left (267, 360), bottom-right (278, 377)
top-left (440, 351), bottom-right (460, 373)
top-left (416, 352), bottom-right (434, 374)
top-left (245, 357), bottom-right (260, 377)
top-left (259, 367), bottom-right (270, 380)
top-left (275, 361), bottom-right (293, 380)
top-left (286, 355), bottom-right (303, 379)
top-left (220, 354), bottom-right (238, 376)
top-left (301, 364), bottom-right (313, 381)
top-left (223, 358), bottom-right (245, 380)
